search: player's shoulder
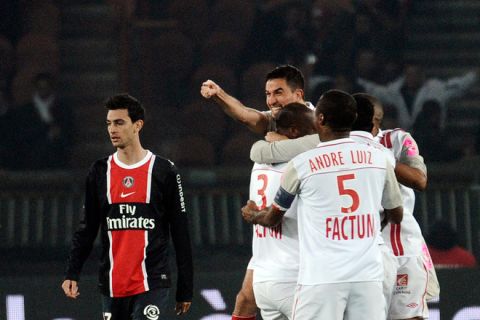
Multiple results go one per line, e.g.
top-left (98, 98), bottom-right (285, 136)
top-left (152, 153), bottom-right (177, 170)
top-left (88, 155), bottom-right (110, 174)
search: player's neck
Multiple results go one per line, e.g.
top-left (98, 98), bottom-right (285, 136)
top-left (116, 142), bottom-right (147, 165)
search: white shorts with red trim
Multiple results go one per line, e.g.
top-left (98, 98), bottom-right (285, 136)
top-left (388, 255), bottom-right (429, 319)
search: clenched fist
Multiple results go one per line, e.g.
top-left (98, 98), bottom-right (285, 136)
top-left (200, 79), bottom-right (221, 99)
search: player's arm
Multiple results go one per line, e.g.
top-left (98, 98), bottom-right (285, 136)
top-left (396, 132), bottom-right (427, 191)
top-left (165, 163), bottom-right (194, 306)
top-left (250, 134), bottom-right (319, 164)
top-left (242, 161), bottom-right (300, 226)
top-left (443, 70), bottom-right (478, 99)
top-left (201, 79), bottom-right (270, 134)
top-left (382, 161), bottom-right (403, 225)
top-left (63, 164), bottom-right (102, 298)
top-left (357, 77), bottom-right (400, 108)
top-left (242, 200), bottom-right (285, 227)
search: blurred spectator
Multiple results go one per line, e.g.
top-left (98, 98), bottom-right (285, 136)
top-left (355, 0), bottom-right (407, 62)
top-left (7, 73), bottom-right (72, 170)
top-left (427, 220), bottom-right (477, 269)
top-left (358, 64), bottom-right (478, 130)
top-left (310, 72), bottom-right (365, 101)
top-left (310, 0), bottom-right (356, 77)
top-left (413, 100), bottom-right (463, 163)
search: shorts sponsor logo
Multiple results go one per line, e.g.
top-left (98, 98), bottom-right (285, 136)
top-left (406, 303), bottom-right (418, 308)
top-left (397, 274), bottom-right (408, 286)
top-left (144, 304), bottom-right (160, 320)
top-left (123, 176), bottom-right (134, 188)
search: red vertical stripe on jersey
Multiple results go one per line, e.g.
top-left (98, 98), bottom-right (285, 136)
top-left (390, 224), bottom-right (404, 256)
top-left (395, 224), bottom-right (404, 255)
top-left (108, 156), bottom-right (153, 204)
top-left (390, 224), bottom-right (399, 256)
top-left (110, 230), bottom-right (147, 297)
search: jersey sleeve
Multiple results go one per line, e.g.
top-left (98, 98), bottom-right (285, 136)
top-left (164, 163), bottom-right (194, 302)
top-left (381, 161), bottom-right (403, 210)
top-left (273, 161), bottom-right (301, 211)
top-left (250, 134), bottom-right (319, 164)
top-left (397, 132), bottom-right (427, 175)
top-left (64, 164), bottom-right (102, 281)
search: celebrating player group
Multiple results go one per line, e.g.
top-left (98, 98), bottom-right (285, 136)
top-left (201, 65), bottom-right (440, 320)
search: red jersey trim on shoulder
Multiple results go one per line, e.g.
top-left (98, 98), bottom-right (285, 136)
top-left (380, 131), bottom-right (393, 149)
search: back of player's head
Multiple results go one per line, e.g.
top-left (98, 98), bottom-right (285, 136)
top-left (276, 103), bottom-right (315, 137)
top-left (266, 65), bottom-right (305, 90)
top-left (352, 93), bottom-right (374, 132)
top-left (104, 93), bottom-right (145, 123)
top-left (315, 89), bottom-right (357, 132)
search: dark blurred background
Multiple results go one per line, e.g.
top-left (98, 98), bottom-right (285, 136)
top-left (0, 0), bottom-right (479, 319)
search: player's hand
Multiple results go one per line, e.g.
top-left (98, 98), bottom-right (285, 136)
top-left (62, 279), bottom-right (80, 299)
top-left (242, 200), bottom-right (260, 223)
top-left (200, 80), bottom-right (221, 99)
top-left (175, 301), bottom-right (191, 316)
top-left (265, 131), bottom-right (288, 142)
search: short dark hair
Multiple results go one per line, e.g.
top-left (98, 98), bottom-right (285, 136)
top-left (276, 103), bottom-right (316, 136)
top-left (265, 65), bottom-right (305, 90)
top-left (352, 93), bottom-right (374, 132)
top-left (315, 90), bottom-right (357, 132)
top-left (104, 93), bottom-right (145, 123)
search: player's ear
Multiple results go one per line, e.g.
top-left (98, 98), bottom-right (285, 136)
top-left (135, 119), bottom-right (144, 133)
top-left (295, 88), bottom-right (304, 100)
top-left (290, 127), bottom-right (300, 138)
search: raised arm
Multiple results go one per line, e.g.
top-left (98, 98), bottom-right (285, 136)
top-left (201, 79), bottom-right (271, 134)
top-left (443, 70), bottom-right (478, 99)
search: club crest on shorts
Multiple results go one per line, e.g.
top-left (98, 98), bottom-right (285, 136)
top-left (123, 176), bottom-right (134, 188)
top-left (397, 274), bottom-right (408, 286)
top-left (143, 304), bottom-right (160, 320)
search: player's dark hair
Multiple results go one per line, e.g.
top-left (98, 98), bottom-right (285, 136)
top-left (352, 93), bottom-right (374, 132)
top-left (266, 65), bottom-right (305, 90)
top-left (315, 90), bottom-right (357, 132)
top-left (276, 103), bottom-right (316, 136)
top-left (104, 93), bottom-right (145, 123)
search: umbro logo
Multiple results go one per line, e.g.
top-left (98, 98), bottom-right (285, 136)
top-left (120, 191), bottom-right (136, 198)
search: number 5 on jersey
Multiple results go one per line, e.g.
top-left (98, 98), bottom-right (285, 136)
top-left (337, 174), bottom-right (359, 213)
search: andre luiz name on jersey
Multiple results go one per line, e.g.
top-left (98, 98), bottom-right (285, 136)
top-left (308, 148), bottom-right (376, 241)
top-left (106, 204), bottom-right (156, 230)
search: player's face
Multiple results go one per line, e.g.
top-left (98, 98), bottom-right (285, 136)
top-left (106, 109), bottom-right (141, 149)
top-left (265, 78), bottom-right (303, 119)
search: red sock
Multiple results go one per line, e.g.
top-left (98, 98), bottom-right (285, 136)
top-left (232, 315), bottom-right (256, 320)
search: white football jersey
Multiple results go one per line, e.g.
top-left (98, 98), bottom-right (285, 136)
top-left (376, 129), bottom-right (426, 256)
top-left (276, 138), bottom-right (402, 285)
top-left (249, 162), bottom-right (299, 284)
top-left (350, 131), bottom-right (396, 247)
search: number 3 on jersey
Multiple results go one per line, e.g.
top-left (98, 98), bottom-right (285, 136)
top-left (257, 174), bottom-right (268, 209)
top-left (337, 174), bottom-right (359, 213)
